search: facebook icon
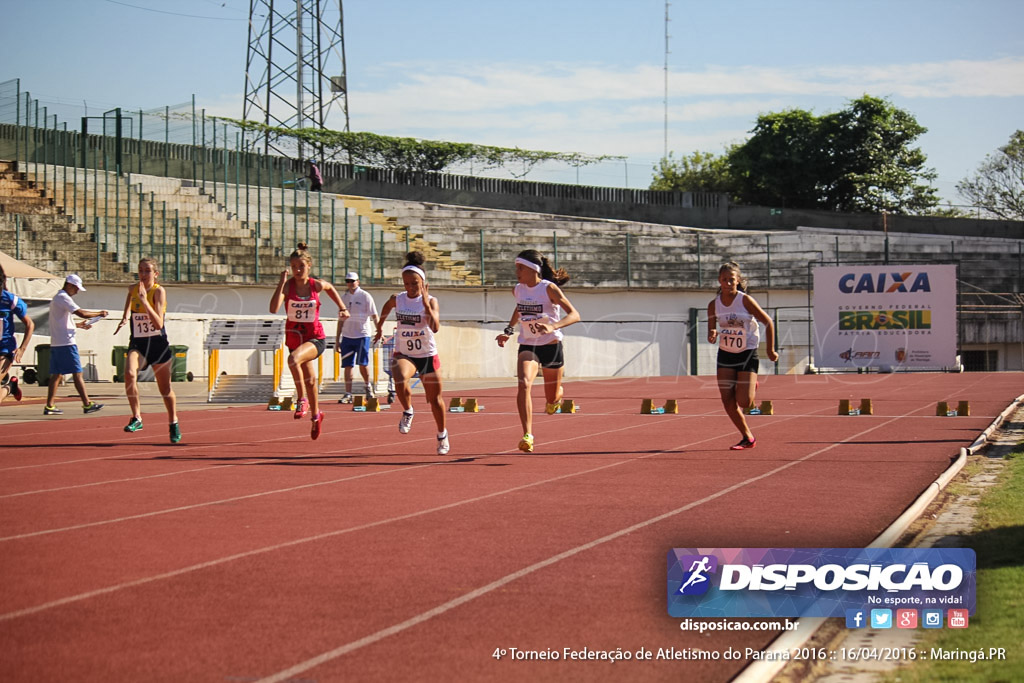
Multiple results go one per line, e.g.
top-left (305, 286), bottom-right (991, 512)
top-left (845, 609), bottom-right (866, 628)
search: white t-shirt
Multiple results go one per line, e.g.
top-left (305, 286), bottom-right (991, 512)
top-left (514, 280), bottom-right (563, 346)
top-left (714, 291), bottom-right (761, 352)
top-left (49, 290), bottom-right (79, 347)
top-left (394, 292), bottom-right (438, 358)
top-left (341, 287), bottom-right (378, 338)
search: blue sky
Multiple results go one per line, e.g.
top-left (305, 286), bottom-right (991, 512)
top-left (2, 0), bottom-right (1023, 201)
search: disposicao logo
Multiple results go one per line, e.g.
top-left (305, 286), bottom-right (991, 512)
top-left (667, 548), bottom-right (975, 619)
top-left (675, 554), bottom-right (718, 595)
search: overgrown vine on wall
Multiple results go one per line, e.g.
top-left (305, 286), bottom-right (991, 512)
top-left (223, 119), bottom-right (622, 176)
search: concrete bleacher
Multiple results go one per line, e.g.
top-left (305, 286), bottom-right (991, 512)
top-left (1, 160), bottom-right (482, 287)
top-left (2, 159), bottom-right (1021, 295)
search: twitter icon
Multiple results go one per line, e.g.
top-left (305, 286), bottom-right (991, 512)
top-left (871, 609), bottom-right (893, 629)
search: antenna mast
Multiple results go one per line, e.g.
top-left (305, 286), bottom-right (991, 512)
top-left (243, 0), bottom-right (350, 157)
top-left (664, 0), bottom-right (670, 160)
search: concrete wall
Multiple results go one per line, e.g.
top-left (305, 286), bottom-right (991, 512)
top-left (16, 283), bottom-right (815, 384)
top-left (15, 281), bottom-right (1020, 388)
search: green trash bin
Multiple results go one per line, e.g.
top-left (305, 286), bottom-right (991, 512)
top-left (112, 346), bottom-right (129, 383)
top-left (35, 344), bottom-right (52, 387)
top-left (171, 345), bottom-right (189, 382)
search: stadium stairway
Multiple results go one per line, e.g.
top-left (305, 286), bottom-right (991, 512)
top-left (3, 159), bottom-right (1021, 294)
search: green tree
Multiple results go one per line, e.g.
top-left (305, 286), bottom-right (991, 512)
top-left (649, 150), bottom-right (735, 194)
top-left (727, 96), bottom-right (939, 214)
top-left (956, 130), bottom-right (1024, 220)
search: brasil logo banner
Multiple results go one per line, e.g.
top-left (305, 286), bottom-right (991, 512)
top-left (667, 548), bottom-right (975, 618)
top-left (812, 264), bottom-right (957, 369)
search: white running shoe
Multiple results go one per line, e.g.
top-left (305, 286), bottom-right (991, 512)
top-left (365, 383), bottom-right (376, 399)
top-left (437, 434), bottom-right (450, 455)
top-left (399, 411), bottom-right (414, 434)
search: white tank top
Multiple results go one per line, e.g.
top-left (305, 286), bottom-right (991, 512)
top-left (514, 279), bottom-right (563, 346)
top-left (394, 292), bottom-right (438, 358)
top-left (715, 290), bottom-right (760, 352)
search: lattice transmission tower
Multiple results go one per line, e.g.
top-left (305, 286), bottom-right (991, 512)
top-left (243, 0), bottom-right (350, 158)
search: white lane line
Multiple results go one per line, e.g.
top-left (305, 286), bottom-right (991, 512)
top-left (0, 455), bottom-right (641, 623)
top-left (0, 413), bottom-right (696, 540)
top-left (255, 412), bottom-right (915, 683)
top-left (0, 410), bottom-right (840, 623)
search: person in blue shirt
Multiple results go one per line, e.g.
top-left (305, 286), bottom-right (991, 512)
top-left (0, 264), bottom-right (35, 405)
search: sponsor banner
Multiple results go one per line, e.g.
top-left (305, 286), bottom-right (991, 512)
top-left (667, 548), bottom-right (975, 618)
top-left (813, 265), bottom-right (957, 368)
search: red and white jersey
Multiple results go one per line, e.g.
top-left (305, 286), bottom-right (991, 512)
top-left (394, 292), bottom-right (438, 358)
top-left (284, 278), bottom-right (325, 346)
top-left (514, 279), bottom-right (562, 346)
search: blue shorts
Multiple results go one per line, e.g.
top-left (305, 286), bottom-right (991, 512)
top-left (339, 336), bottom-right (371, 367)
top-left (0, 338), bottom-right (16, 357)
top-left (50, 345), bottom-right (83, 375)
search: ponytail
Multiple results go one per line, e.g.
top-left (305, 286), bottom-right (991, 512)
top-left (516, 249), bottom-right (569, 286)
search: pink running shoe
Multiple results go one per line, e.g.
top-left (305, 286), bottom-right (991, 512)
top-left (730, 436), bottom-right (756, 450)
top-left (294, 397), bottom-right (309, 419)
top-left (9, 376), bottom-right (22, 401)
top-left (311, 411), bottom-right (324, 440)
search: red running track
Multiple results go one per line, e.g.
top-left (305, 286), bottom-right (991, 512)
top-left (1, 372), bottom-right (1020, 682)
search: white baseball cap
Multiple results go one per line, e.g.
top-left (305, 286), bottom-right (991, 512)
top-left (65, 274), bottom-right (86, 291)
top-left (345, 272), bottom-right (359, 281)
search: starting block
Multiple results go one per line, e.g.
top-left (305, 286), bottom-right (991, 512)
top-left (279, 396), bottom-right (294, 411)
top-left (559, 399), bottom-right (578, 414)
top-left (354, 397), bottom-right (382, 412)
top-left (746, 400), bottom-right (773, 416)
top-left (449, 397), bottom-right (484, 413)
top-left (838, 398), bottom-right (871, 416)
top-left (937, 400), bottom-right (969, 417)
top-left (267, 396), bottom-right (282, 411)
top-left (641, 399), bottom-right (676, 415)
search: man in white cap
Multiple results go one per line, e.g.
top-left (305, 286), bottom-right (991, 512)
top-left (336, 272), bottom-right (378, 403)
top-left (43, 274), bottom-right (108, 415)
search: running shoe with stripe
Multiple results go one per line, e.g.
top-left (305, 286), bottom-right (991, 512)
top-left (83, 402), bottom-right (103, 414)
top-left (518, 433), bottom-right (534, 453)
top-left (294, 397), bottom-right (308, 419)
top-left (730, 436), bottom-right (756, 450)
top-left (43, 405), bottom-right (63, 415)
top-left (124, 417), bottom-right (144, 432)
top-left (169, 422), bottom-right (182, 444)
top-left (9, 376), bottom-right (22, 401)
top-left (311, 411), bottom-right (324, 440)
top-left (436, 433), bottom-right (450, 455)
top-left (399, 410), bottom-right (414, 434)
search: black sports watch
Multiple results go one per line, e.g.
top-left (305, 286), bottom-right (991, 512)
top-left (503, 325), bottom-right (515, 336)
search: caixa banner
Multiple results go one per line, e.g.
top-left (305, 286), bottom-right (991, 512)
top-left (667, 548), bottom-right (975, 618)
top-left (812, 264), bottom-right (957, 369)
